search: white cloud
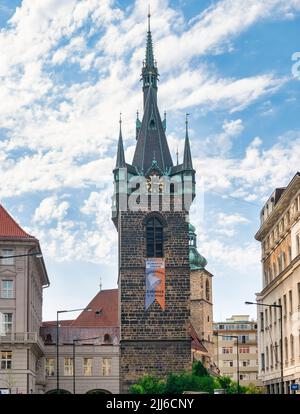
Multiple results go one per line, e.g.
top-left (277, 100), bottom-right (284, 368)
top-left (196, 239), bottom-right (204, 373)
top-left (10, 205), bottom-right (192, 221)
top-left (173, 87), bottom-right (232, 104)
top-left (215, 212), bottom-right (250, 237)
top-left (33, 195), bottom-right (70, 224)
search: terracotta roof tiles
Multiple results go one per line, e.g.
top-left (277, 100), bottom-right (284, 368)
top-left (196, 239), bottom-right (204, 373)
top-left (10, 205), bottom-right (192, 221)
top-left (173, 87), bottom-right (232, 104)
top-left (0, 204), bottom-right (35, 239)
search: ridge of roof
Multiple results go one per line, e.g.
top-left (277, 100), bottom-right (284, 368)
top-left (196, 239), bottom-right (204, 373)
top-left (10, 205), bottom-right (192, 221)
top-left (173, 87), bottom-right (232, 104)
top-left (0, 204), bottom-right (35, 239)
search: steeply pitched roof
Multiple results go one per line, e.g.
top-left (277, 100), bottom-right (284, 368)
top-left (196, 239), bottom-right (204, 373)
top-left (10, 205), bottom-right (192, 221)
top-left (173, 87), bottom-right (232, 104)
top-left (132, 86), bottom-right (173, 174)
top-left (183, 121), bottom-right (193, 171)
top-left (190, 324), bottom-right (208, 353)
top-left (0, 204), bottom-right (35, 239)
top-left (115, 119), bottom-right (126, 169)
top-left (71, 288), bottom-right (119, 327)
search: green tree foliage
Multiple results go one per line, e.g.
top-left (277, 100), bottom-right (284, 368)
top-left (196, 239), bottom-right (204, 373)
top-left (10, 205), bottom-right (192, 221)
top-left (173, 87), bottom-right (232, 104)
top-left (192, 361), bottom-right (209, 377)
top-left (130, 365), bottom-right (262, 394)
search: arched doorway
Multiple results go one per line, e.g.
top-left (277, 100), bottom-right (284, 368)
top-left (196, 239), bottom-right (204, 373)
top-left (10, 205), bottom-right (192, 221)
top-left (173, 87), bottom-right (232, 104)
top-left (45, 389), bottom-right (72, 394)
top-left (86, 389), bottom-right (112, 394)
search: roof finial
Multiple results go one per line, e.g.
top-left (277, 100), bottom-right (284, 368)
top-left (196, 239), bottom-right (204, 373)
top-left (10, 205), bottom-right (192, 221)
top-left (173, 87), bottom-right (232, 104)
top-left (99, 275), bottom-right (102, 292)
top-left (119, 112), bottom-right (122, 126)
top-left (183, 113), bottom-right (193, 170)
top-left (136, 110), bottom-right (139, 119)
top-left (185, 113), bottom-right (190, 132)
top-left (176, 147), bottom-right (179, 165)
top-left (148, 4), bottom-right (151, 32)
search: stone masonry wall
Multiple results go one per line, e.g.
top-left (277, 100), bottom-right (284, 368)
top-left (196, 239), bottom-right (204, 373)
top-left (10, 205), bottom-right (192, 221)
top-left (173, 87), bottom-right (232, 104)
top-left (118, 210), bottom-right (191, 392)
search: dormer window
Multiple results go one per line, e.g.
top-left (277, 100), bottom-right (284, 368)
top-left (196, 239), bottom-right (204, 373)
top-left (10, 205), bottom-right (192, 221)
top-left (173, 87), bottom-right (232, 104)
top-left (149, 119), bottom-right (156, 130)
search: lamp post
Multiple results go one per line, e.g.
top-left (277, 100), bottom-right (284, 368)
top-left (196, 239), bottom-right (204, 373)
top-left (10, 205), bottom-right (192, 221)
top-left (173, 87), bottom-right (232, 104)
top-left (56, 307), bottom-right (91, 393)
top-left (214, 332), bottom-right (240, 393)
top-left (245, 301), bottom-right (284, 394)
top-left (72, 336), bottom-right (101, 394)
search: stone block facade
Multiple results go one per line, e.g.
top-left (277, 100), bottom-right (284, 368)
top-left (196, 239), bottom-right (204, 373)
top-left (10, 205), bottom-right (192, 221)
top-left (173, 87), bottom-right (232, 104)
top-left (118, 210), bottom-right (191, 393)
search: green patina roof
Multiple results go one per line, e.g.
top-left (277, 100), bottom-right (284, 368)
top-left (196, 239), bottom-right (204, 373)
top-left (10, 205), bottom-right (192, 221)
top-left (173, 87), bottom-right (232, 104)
top-left (189, 223), bottom-right (207, 270)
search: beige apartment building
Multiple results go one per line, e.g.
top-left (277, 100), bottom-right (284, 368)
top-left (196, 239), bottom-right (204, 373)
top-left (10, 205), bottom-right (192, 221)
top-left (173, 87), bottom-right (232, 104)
top-left (213, 315), bottom-right (261, 388)
top-left (0, 204), bottom-right (49, 394)
top-left (0, 204), bottom-right (119, 394)
top-left (255, 172), bottom-right (300, 394)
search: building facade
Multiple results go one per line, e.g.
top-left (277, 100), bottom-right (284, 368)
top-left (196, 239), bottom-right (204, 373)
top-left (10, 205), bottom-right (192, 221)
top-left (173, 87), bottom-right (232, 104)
top-left (0, 204), bottom-right (49, 394)
top-left (112, 15), bottom-right (196, 393)
top-left (256, 172), bottom-right (300, 394)
top-left (41, 289), bottom-right (120, 394)
top-left (213, 315), bottom-right (261, 387)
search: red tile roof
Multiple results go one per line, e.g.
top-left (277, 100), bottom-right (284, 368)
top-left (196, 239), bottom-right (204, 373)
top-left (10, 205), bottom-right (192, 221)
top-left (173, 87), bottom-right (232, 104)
top-left (190, 324), bottom-right (208, 353)
top-left (42, 320), bottom-right (74, 328)
top-left (0, 204), bottom-right (35, 239)
top-left (71, 289), bottom-right (119, 327)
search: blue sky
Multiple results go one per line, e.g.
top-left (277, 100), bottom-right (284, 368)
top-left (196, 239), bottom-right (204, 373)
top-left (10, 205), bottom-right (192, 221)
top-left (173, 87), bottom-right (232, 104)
top-left (0, 0), bottom-right (300, 322)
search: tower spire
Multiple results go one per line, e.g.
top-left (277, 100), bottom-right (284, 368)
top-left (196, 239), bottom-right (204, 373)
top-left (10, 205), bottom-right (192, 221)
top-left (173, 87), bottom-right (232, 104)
top-left (183, 113), bottom-right (193, 170)
top-left (148, 4), bottom-right (151, 32)
top-left (115, 113), bottom-right (126, 168)
top-left (142, 7), bottom-right (158, 107)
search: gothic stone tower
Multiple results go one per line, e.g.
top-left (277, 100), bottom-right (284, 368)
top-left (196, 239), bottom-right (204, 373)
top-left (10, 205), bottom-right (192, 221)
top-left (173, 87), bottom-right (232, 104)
top-left (112, 14), bottom-right (195, 393)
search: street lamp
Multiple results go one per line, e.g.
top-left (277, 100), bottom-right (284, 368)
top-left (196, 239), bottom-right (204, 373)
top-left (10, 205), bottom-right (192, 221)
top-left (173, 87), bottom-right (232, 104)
top-left (245, 301), bottom-right (284, 394)
top-left (214, 332), bottom-right (240, 393)
top-left (72, 336), bottom-right (102, 394)
top-left (56, 307), bottom-right (91, 393)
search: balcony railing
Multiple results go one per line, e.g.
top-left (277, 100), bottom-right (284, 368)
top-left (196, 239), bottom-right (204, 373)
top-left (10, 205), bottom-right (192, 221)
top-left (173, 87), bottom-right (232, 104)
top-left (0, 332), bottom-right (38, 343)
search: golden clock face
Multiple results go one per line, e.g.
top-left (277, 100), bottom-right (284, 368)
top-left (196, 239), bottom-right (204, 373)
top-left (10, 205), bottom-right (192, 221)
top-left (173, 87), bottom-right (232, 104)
top-left (146, 174), bottom-right (163, 193)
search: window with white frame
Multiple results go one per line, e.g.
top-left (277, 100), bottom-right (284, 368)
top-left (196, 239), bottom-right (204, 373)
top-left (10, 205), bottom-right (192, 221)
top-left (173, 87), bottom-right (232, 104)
top-left (83, 358), bottom-right (93, 376)
top-left (101, 358), bottom-right (112, 376)
top-left (1, 313), bottom-right (13, 334)
top-left (1, 249), bottom-right (14, 265)
top-left (1, 280), bottom-right (14, 298)
top-left (45, 358), bottom-right (55, 376)
top-left (64, 358), bottom-right (73, 376)
top-left (1, 350), bottom-right (12, 370)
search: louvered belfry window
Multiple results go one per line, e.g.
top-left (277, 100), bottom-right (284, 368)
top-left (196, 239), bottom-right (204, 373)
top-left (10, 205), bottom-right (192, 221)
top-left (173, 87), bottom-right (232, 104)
top-left (146, 217), bottom-right (163, 257)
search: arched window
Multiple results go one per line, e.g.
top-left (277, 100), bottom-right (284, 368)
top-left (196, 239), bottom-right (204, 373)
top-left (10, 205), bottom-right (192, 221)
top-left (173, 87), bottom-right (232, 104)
top-left (290, 334), bottom-right (294, 360)
top-left (104, 334), bottom-right (112, 344)
top-left (205, 279), bottom-right (210, 301)
top-left (146, 217), bottom-right (163, 257)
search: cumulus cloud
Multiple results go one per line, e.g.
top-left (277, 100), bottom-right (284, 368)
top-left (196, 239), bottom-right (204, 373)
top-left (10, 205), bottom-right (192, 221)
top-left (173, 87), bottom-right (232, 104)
top-left (33, 195), bottom-right (70, 224)
top-left (0, 0), bottom-right (299, 267)
top-left (215, 212), bottom-right (250, 237)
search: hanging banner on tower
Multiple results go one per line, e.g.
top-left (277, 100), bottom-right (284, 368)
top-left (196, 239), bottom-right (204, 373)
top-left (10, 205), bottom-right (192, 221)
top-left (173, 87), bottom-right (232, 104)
top-left (145, 258), bottom-right (165, 311)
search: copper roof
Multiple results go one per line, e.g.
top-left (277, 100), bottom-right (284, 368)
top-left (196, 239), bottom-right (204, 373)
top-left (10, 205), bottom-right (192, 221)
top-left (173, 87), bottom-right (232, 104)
top-left (0, 204), bottom-right (35, 239)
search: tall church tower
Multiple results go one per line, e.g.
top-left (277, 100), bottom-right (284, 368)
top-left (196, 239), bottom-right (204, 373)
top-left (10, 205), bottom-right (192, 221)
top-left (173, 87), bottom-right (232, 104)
top-left (112, 13), bottom-right (196, 393)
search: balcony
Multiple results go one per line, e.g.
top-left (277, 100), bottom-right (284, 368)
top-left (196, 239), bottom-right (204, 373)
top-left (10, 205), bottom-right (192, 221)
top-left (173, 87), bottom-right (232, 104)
top-left (0, 332), bottom-right (38, 343)
top-left (0, 332), bottom-right (44, 354)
